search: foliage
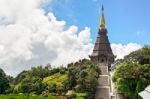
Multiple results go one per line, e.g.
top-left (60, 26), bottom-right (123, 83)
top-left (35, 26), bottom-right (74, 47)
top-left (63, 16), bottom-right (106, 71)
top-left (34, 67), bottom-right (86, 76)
top-left (113, 46), bottom-right (150, 99)
top-left (66, 59), bottom-right (100, 98)
top-left (124, 45), bottom-right (150, 64)
top-left (14, 76), bottom-right (47, 94)
top-left (15, 64), bottom-right (53, 84)
top-left (0, 68), bottom-right (10, 94)
top-left (43, 73), bottom-right (67, 94)
top-left (0, 59), bottom-right (100, 98)
top-left (43, 73), bottom-right (67, 86)
top-left (13, 64), bottom-right (66, 94)
top-left (76, 93), bottom-right (89, 99)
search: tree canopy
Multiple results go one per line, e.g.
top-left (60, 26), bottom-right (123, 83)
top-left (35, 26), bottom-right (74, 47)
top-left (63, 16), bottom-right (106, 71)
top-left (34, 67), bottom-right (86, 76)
top-left (67, 59), bottom-right (101, 93)
top-left (0, 68), bottom-right (10, 94)
top-left (113, 45), bottom-right (150, 99)
top-left (0, 59), bottom-right (100, 99)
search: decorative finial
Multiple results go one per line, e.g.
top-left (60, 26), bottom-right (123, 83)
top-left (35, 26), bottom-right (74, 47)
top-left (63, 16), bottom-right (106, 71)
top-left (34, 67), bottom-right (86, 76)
top-left (100, 4), bottom-right (105, 29)
top-left (102, 4), bottom-right (104, 11)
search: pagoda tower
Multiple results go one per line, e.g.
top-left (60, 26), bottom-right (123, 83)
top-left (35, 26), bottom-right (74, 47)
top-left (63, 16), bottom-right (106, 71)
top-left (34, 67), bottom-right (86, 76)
top-left (90, 5), bottom-right (115, 69)
top-left (90, 5), bottom-right (115, 99)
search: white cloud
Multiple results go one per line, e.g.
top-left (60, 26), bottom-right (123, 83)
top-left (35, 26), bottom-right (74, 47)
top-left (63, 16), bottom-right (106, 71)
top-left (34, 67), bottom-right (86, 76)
top-left (0, 0), bottom-right (93, 76)
top-left (111, 43), bottom-right (141, 59)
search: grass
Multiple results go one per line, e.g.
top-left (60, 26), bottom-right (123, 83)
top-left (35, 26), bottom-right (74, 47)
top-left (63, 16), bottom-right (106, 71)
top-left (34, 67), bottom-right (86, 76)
top-left (0, 94), bottom-right (57, 99)
top-left (43, 73), bottom-right (67, 87)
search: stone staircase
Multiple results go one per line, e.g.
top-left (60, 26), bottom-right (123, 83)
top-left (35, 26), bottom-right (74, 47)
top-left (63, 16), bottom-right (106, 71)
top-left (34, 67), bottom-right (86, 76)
top-left (95, 64), bottom-right (111, 99)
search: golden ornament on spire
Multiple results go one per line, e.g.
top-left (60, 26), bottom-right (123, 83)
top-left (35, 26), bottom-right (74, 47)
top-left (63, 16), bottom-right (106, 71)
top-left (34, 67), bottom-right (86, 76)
top-left (100, 5), bottom-right (105, 29)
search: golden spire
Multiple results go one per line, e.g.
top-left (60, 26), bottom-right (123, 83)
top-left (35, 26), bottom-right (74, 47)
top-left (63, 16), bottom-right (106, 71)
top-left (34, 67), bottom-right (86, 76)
top-left (100, 5), bottom-right (105, 29)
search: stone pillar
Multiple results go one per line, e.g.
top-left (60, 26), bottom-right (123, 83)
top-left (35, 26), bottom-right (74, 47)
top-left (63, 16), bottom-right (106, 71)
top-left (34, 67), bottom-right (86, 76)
top-left (95, 64), bottom-right (111, 99)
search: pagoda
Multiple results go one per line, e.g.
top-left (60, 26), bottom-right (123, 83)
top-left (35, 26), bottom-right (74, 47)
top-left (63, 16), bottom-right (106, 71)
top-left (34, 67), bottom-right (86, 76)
top-left (90, 5), bottom-right (115, 99)
top-left (90, 5), bottom-right (115, 69)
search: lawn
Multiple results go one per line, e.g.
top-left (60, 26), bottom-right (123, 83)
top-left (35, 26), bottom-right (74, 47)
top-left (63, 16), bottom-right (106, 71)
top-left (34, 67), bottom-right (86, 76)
top-left (0, 94), bottom-right (57, 99)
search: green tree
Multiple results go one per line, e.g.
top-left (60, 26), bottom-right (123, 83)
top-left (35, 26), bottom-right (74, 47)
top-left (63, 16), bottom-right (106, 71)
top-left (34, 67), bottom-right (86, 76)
top-left (124, 45), bottom-right (150, 64)
top-left (13, 64), bottom-right (64, 95)
top-left (113, 46), bottom-right (150, 99)
top-left (14, 70), bottom-right (28, 84)
top-left (67, 59), bottom-right (100, 97)
top-left (0, 68), bottom-right (10, 94)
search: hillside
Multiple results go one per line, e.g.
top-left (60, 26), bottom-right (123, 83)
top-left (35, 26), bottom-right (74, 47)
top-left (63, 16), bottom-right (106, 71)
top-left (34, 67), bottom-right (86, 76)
top-left (0, 59), bottom-right (100, 99)
top-left (43, 73), bottom-right (67, 86)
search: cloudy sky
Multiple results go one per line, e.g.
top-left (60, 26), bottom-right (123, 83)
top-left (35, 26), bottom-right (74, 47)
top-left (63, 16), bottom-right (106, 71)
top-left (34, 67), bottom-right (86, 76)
top-left (0, 0), bottom-right (149, 76)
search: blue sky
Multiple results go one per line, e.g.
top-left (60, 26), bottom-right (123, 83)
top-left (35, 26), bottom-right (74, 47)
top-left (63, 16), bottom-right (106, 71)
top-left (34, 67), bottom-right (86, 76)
top-left (44, 0), bottom-right (150, 45)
